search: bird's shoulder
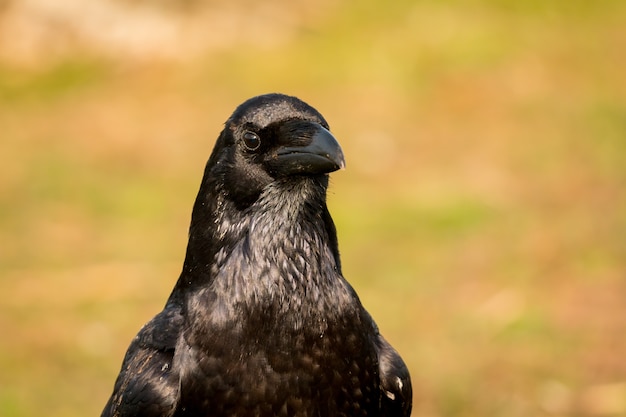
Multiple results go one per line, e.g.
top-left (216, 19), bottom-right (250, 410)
top-left (101, 305), bottom-right (183, 417)
top-left (134, 303), bottom-right (184, 351)
top-left (376, 333), bottom-right (413, 417)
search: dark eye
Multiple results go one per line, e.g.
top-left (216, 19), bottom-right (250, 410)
top-left (243, 131), bottom-right (261, 151)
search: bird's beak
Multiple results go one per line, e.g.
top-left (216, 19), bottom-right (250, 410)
top-left (273, 123), bottom-right (346, 176)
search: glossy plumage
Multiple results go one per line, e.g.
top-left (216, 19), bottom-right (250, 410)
top-left (101, 93), bottom-right (412, 417)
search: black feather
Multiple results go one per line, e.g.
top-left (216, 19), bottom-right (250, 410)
top-left (101, 93), bottom-right (412, 417)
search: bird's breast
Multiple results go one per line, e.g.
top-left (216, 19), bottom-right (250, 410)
top-left (179, 303), bottom-right (380, 417)
top-left (177, 209), bottom-right (381, 415)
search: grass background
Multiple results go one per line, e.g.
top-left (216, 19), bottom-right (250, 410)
top-left (1, 0), bottom-right (625, 416)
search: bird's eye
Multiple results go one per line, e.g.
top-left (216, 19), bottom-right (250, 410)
top-left (243, 131), bottom-right (261, 151)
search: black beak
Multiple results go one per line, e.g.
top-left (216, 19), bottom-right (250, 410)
top-left (270, 122), bottom-right (346, 176)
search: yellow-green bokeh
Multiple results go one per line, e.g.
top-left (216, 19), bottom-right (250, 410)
top-left (1, 1), bottom-right (625, 416)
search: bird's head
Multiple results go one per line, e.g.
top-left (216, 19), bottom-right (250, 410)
top-left (205, 93), bottom-right (345, 209)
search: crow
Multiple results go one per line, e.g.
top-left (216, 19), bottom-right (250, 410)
top-left (101, 93), bottom-right (412, 417)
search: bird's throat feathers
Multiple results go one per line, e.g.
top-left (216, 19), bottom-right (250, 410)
top-left (179, 175), bottom-right (350, 327)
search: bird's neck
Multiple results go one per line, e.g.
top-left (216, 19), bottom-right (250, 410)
top-left (177, 176), bottom-right (354, 328)
top-left (225, 177), bottom-right (347, 303)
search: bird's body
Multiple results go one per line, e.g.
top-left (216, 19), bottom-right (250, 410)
top-left (102, 94), bottom-right (411, 417)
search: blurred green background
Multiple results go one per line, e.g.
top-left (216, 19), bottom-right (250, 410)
top-left (1, 0), bottom-right (625, 416)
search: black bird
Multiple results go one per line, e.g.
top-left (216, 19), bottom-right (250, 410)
top-left (101, 93), bottom-right (412, 417)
